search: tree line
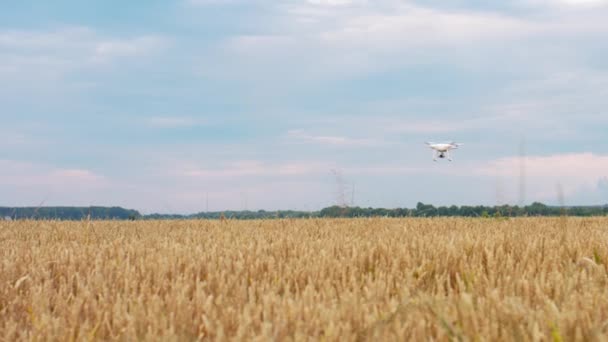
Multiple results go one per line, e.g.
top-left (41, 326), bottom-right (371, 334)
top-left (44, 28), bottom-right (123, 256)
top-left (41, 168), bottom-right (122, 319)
top-left (318, 202), bottom-right (608, 218)
top-left (2, 202), bottom-right (607, 221)
top-left (0, 207), bottom-right (140, 221)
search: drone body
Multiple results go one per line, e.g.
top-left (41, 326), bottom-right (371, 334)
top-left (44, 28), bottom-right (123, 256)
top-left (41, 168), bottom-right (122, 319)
top-left (425, 142), bottom-right (463, 161)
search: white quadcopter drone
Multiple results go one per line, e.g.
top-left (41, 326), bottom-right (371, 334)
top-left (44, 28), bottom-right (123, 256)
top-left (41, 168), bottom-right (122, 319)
top-left (425, 142), bottom-right (463, 161)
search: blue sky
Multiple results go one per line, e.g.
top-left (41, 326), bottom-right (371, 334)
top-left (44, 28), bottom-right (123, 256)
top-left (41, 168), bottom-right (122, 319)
top-left (1, 0), bottom-right (608, 213)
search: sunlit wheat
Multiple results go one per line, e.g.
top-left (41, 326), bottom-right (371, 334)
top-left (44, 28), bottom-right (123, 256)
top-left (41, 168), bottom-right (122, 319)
top-left (1, 218), bottom-right (607, 341)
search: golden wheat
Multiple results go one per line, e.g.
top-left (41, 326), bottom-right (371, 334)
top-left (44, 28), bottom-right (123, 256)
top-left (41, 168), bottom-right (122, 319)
top-left (1, 217), bottom-right (608, 341)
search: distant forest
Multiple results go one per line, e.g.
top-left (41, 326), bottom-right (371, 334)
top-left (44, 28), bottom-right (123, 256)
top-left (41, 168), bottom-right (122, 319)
top-left (0, 207), bottom-right (141, 221)
top-left (1, 202), bottom-right (608, 220)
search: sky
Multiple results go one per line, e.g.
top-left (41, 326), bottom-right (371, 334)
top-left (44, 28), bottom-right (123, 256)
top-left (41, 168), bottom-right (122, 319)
top-left (1, 0), bottom-right (608, 214)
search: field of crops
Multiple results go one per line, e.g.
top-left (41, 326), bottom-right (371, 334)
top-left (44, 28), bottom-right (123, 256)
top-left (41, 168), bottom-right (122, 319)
top-left (2, 217), bottom-right (608, 341)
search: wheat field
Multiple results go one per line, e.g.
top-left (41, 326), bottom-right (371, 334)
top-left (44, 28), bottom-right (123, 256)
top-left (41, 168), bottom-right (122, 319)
top-left (1, 217), bottom-right (608, 341)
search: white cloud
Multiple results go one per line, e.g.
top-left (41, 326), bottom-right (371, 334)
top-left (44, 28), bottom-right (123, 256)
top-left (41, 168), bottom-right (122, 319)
top-left (522, 0), bottom-right (608, 9)
top-left (0, 27), bottom-right (168, 80)
top-left (213, 1), bottom-right (608, 86)
top-left (303, 111), bottom-right (535, 137)
top-left (144, 157), bottom-right (445, 212)
top-left (91, 36), bottom-right (167, 64)
top-left (0, 131), bottom-right (30, 147)
top-left (344, 164), bottom-right (424, 175)
top-left (385, 120), bottom-right (465, 134)
top-left (316, 8), bottom-right (536, 46)
top-left (307, 0), bottom-right (360, 6)
top-left (186, 0), bottom-right (235, 5)
top-left (0, 27), bottom-right (170, 111)
top-left (173, 157), bottom-right (450, 183)
top-left (0, 159), bottom-right (111, 207)
top-left (51, 169), bottom-right (104, 183)
top-left (502, 69), bottom-right (608, 103)
top-left (475, 153), bottom-right (608, 203)
top-left (0, 160), bottom-right (106, 188)
top-left (226, 6), bottom-right (524, 78)
top-left (561, 0), bottom-right (607, 5)
top-left (286, 129), bottom-right (384, 147)
top-left (0, 159), bottom-right (169, 209)
top-left (234, 3), bottom-right (540, 52)
top-left (180, 160), bottom-right (335, 179)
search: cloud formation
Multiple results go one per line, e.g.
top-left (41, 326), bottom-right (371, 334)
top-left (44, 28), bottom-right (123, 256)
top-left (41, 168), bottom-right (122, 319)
top-left (1, 1), bottom-right (607, 211)
top-left (475, 153), bottom-right (608, 203)
top-left (286, 129), bottom-right (384, 147)
top-left (0, 27), bottom-right (168, 83)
